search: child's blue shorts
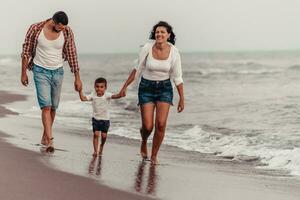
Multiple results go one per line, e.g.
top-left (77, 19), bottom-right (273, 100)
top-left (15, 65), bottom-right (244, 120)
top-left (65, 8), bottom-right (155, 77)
top-left (92, 118), bottom-right (110, 133)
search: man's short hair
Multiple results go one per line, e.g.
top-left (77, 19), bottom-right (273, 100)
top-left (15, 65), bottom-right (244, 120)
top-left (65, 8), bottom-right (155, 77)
top-left (52, 11), bottom-right (68, 25)
top-left (94, 77), bottom-right (107, 87)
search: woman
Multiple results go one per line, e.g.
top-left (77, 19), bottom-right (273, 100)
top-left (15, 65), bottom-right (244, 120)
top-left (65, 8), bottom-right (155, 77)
top-left (119, 21), bottom-right (184, 164)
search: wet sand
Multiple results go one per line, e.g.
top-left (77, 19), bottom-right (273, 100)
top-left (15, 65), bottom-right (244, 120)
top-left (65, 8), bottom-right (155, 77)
top-left (2, 90), bottom-right (300, 200)
top-left (0, 91), bottom-right (152, 200)
top-left (0, 91), bottom-right (25, 117)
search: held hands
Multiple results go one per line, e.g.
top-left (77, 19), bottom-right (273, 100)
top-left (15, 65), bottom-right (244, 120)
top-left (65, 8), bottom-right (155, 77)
top-left (177, 98), bottom-right (184, 113)
top-left (119, 87), bottom-right (127, 97)
top-left (21, 72), bottom-right (29, 86)
top-left (111, 87), bottom-right (127, 99)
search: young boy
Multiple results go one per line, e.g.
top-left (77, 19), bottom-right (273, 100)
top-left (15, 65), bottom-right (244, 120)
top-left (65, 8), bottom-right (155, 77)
top-left (79, 77), bottom-right (123, 156)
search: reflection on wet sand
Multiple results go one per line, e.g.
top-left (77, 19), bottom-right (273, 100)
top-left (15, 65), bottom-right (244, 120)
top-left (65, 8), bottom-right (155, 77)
top-left (134, 161), bottom-right (158, 195)
top-left (88, 156), bottom-right (102, 176)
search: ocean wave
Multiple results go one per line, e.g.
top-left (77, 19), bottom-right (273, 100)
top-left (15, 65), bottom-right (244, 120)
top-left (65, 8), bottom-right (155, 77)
top-left (287, 64), bottom-right (300, 71)
top-left (184, 68), bottom-right (283, 76)
top-left (162, 125), bottom-right (300, 176)
top-left (0, 57), bottom-right (19, 66)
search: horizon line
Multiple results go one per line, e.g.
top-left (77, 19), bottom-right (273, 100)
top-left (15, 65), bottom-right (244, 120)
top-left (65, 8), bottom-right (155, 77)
top-left (2, 48), bottom-right (300, 57)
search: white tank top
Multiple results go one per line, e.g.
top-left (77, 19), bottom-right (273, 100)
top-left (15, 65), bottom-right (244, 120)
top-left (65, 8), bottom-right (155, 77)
top-left (143, 48), bottom-right (172, 81)
top-left (33, 29), bottom-right (64, 70)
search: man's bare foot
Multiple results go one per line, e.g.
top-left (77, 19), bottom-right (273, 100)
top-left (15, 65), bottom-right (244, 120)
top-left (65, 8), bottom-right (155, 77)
top-left (140, 140), bottom-right (148, 160)
top-left (41, 139), bottom-right (47, 146)
top-left (150, 156), bottom-right (158, 165)
top-left (46, 138), bottom-right (54, 153)
top-left (92, 152), bottom-right (98, 157)
top-left (41, 134), bottom-right (47, 145)
top-left (46, 146), bottom-right (54, 153)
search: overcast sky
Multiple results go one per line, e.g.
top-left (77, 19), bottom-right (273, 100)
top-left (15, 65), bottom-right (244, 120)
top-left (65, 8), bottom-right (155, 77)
top-left (1, 0), bottom-right (300, 54)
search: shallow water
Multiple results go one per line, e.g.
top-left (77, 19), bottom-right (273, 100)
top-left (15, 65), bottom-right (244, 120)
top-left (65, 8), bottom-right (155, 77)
top-left (2, 50), bottom-right (300, 176)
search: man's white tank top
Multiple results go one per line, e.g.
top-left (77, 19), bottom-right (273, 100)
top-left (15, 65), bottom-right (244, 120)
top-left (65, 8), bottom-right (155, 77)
top-left (33, 29), bottom-right (64, 70)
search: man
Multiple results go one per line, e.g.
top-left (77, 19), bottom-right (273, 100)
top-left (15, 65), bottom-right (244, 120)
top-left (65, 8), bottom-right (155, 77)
top-left (21, 11), bottom-right (82, 152)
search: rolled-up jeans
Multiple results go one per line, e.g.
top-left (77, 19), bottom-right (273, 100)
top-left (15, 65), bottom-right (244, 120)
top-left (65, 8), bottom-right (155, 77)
top-left (33, 64), bottom-right (64, 110)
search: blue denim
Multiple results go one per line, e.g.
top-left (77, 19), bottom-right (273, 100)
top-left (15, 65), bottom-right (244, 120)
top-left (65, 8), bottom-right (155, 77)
top-left (33, 65), bottom-right (64, 110)
top-left (138, 77), bottom-right (173, 106)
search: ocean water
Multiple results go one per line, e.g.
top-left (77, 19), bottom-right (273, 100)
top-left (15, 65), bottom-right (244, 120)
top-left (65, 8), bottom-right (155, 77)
top-left (2, 51), bottom-right (300, 176)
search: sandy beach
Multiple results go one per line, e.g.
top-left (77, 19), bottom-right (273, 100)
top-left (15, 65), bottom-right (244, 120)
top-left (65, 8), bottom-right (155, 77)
top-left (1, 90), bottom-right (300, 200)
top-left (0, 91), bottom-right (152, 200)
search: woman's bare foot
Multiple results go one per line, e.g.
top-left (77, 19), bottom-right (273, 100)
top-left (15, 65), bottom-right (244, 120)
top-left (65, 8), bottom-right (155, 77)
top-left (140, 140), bottom-right (148, 160)
top-left (140, 128), bottom-right (150, 159)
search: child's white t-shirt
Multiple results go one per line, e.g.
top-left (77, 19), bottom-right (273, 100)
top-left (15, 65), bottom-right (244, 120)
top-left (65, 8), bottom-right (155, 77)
top-left (86, 92), bottom-right (113, 120)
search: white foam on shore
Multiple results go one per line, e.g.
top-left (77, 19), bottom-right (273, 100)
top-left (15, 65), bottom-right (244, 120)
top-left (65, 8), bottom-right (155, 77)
top-left (164, 125), bottom-right (300, 176)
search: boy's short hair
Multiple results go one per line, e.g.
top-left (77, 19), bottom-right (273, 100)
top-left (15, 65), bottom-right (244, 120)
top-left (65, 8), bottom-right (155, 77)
top-left (94, 77), bottom-right (107, 87)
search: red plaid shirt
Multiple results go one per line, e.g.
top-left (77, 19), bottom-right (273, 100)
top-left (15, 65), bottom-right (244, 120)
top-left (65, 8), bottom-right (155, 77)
top-left (21, 19), bottom-right (79, 73)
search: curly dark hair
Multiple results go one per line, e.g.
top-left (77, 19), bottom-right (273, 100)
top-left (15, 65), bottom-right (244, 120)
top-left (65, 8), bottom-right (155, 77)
top-left (149, 21), bottom-right (176, 45)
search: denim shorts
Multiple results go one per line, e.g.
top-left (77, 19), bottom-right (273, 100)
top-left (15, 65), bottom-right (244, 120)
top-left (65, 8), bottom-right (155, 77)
top-left (138, 77), bottom-right (173, 106)
top-left (92, 118), bottom-right (110, 133)
top-left (33, 65), bottom-right (64, 110)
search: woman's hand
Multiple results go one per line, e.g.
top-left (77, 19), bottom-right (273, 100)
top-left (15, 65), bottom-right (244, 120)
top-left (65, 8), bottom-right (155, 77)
top-left (177, 98), bottom-right (184, 113)
top-left (175, 83), bottom-right (184, 113)
top-left (119, 87), bottom-right (127, 97)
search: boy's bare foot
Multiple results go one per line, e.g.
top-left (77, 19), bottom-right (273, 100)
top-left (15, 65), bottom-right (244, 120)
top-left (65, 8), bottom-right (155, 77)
top-left (140, 140), bottom-right (148, 160)
top-left (99, 146), bottom-right (103, 156)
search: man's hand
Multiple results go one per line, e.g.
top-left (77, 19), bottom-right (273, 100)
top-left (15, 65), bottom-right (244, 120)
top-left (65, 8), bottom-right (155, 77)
top-left (74, 79), bottom-right (82, 92)
top-left (21, 72), bottom-right (29, 86)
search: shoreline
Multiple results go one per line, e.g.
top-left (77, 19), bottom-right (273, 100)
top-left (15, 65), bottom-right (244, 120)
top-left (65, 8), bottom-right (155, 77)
top-left (0, 90), bottom-right (152, 200)
top-left (2, 89), bottom-right (300, 199)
